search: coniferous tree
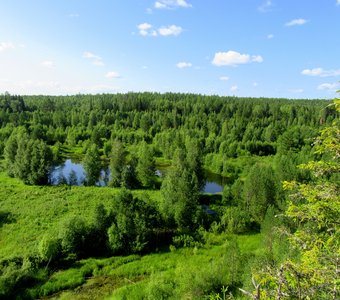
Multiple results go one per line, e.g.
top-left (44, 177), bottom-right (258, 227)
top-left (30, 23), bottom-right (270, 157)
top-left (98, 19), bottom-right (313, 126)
top-left (160, 148), bottom-right (200, 230)
top-left (28, 139), bottom-right (53, 185)
top-left (121, 157), bottom-right (139, 189)
top-left (185, 137), bottom-right (205, 190)
top-left (243, 162), bottom-right (278, 224)
top-left (3, 133), bottom-right (18, 177)
top-left (107, 189), bottom-right (156, 254)
top-left (136, 141), bottom-right (156, 188)
top-left (83, 144), bottom-right (101, 186)
top-left (14, 134), bottom-right (31, 183)
top-left (109, 140), bottom-right (126, 187)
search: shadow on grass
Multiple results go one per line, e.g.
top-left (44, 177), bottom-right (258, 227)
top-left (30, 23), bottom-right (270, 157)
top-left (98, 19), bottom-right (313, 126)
top-left (0, 211), bottom-right (15, 228)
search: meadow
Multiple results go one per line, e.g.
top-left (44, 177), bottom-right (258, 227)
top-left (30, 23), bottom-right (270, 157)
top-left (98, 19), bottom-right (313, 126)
top-left (0, 163), bottom-right (262, 299)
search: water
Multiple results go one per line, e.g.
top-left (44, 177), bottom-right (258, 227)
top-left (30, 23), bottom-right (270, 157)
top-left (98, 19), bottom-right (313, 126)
top-left (50, 159), bottom-right (108, 186)
top-left (204, 170), bottom-right (229, 193)
top-left (50, 159), bottom-right (227, 193)
top-left (156, 167), bottom-right (228, 193)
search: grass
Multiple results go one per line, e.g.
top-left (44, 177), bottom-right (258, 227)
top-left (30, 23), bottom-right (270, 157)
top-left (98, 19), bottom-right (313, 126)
top-left (0, 169), bottom-right (160, 260)
top-left (0, 164), bottom-right (263, 299)
top-left (31, 232), bottom-right (262, 299)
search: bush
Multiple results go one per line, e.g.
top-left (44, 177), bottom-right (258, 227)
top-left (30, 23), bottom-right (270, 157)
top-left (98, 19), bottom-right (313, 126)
top-left (59, 216), bottom-right (88, 258)
top-left (38, 235), bottom-right (62, 265)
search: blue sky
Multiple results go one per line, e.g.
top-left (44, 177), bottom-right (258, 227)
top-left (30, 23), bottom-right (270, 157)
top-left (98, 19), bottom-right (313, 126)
top-left (0, 0), bottom-right (340, 98)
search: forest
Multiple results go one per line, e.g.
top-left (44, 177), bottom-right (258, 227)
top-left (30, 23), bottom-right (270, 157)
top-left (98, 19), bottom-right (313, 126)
top-left (0, 92), bottom-right (339, 299)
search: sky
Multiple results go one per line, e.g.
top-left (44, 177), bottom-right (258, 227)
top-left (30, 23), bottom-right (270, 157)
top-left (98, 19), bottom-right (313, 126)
top-left (0, 0), bottom-right (340, 99)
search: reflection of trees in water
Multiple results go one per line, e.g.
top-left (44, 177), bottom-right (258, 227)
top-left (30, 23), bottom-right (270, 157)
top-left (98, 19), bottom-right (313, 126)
top-left (50, 159), bottom-right (227, 192)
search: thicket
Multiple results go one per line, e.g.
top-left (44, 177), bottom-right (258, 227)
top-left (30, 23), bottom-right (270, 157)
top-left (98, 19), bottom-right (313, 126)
top-left (0, 92), bottom-right (338, 299)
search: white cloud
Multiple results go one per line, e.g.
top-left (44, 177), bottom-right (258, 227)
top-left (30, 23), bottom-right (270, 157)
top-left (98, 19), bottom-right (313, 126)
top-left (155, 1), bottom-right (167, 9)
top-left (158, 25), bottom-right (182, 36)
top-left (267, 34), bottom-right (274, 39)
top-left (154, 0), bottom-right (192, 9)
top-left (230, 85), bottom-right (238, 92)
top-left (301, 68), bottom-right (340, 77)
top-left (317, 83), bottom-right (338, 91)
top-left (176, 62), bottom-right (192, 68)
top-left (41, 60), bottom-right (55, 68)
top-left (138, 23), bottom-right (153, 36)
top-left (0, 42), bottom-right (15, 52)
top-left (83, 51), bottom-right (104, 66)
top-left (137, 23), bottom-right (182, 37)
top-left (285, 18), bottom-right (308, 27)
top-left (177, 0), bottom-right (192, 7)
top-left (212, 51), bottom-right (263, 66)
top-left (219, 76), bottom-right (229, 81)
top-left (105, 71), bottom-right (121, 78)
top-left (252, 55), bottom-right (264, 63)
top-left (337, 0), bottom-right (340, 5)
top-left (258, 0), bottom-right (273, 13)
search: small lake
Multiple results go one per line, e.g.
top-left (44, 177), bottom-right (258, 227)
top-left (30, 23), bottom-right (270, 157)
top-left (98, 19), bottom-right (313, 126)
top-left (50, 159), bottom-right (227, 193)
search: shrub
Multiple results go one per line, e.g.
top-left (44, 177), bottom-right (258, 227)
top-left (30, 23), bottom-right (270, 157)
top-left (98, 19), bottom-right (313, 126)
top-left (39, 235), bottom-right (62, 265)
top-left (59, 216), bottom-right (88, 258)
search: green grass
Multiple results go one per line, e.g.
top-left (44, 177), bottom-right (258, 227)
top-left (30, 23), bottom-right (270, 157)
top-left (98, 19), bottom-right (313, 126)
top-left (32, 233), bottom-right (262, 299)
top-left (0, 170), bottom-right (160, 260)
top-left (0, 167), bottom-right (263, 299)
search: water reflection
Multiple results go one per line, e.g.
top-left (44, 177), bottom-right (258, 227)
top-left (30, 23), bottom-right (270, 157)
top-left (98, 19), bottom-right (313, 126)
top-left (50, 159), bottom-right (107, 186)
top-left (50, 159), bottom-right (227, 193)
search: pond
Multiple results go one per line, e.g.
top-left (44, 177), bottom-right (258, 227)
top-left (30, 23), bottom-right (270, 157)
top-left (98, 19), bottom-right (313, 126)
top-left (50, 159), bottom-right (227, 193)
top-left (49, 159), bottom-right (109, 187)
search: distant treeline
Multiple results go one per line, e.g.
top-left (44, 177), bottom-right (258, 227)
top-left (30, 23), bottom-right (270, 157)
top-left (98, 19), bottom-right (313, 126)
top-left (0, 92), bottom-right (335, 156)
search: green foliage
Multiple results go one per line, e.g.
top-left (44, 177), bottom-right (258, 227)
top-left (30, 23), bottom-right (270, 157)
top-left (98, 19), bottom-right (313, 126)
top-left (3, 131), bottom-right (18, 177)
top-left (243, 162), bottom-right (279, 224)
top-left (253, 99), bottom-right (340, 299)
top-left (108, 189), bottom-right (158, 254)
top-left (160, 148), bottom-right (201, 230)
top-left (0, 256), bottom-right (45, 299)
top-left (172, 234), bottom-right (203, 249)
top-left (27, 139), bottom-right (53, 185)
top-left (146, 273), bottom-right (176, 299)
top-left (136, 141), bottom-right (156, 188)
top-left (185, 137), bottom-right (206, 189)
top-left (0, 93), bottom-right (337, 298)
top-left (109, 140), bottom-right (126, 187)
top-left (121, 157), bottom-right (139, 189)
top-left (4, 129), bottom-right (53, 185)
top-left (38, 235), bottom-right (62, 264)
top-left (59, 216), bottom-right (89, 258)
top-left (83, 143), bottom-right (101, 186)
top-left (219, 207), bottom-right (250, 234)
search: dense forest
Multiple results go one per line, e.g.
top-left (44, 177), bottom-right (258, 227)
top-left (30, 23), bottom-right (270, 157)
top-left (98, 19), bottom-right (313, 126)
top-left (0, 92), bottom-right (339, 299)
